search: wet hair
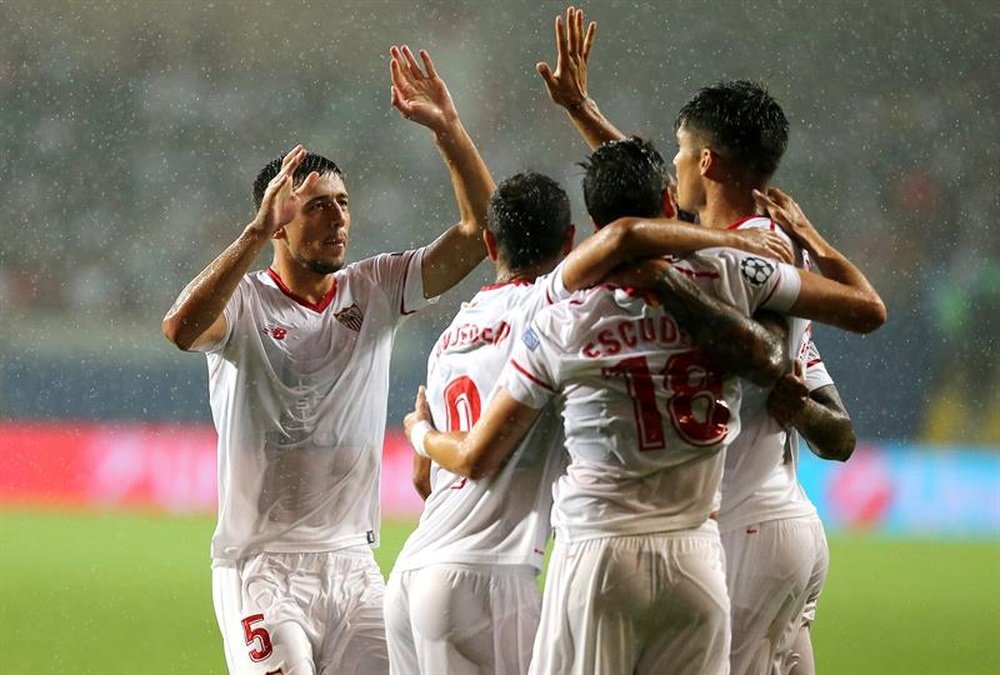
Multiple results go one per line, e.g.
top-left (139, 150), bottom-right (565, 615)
top-left (252, 153), bottom-right (343, 209)
top-left (487, 171), bottom-right (571, 271)
top-left (581, 136), bottom-right (668, 228)
top-left (674, 79), bottom-right (788, 181)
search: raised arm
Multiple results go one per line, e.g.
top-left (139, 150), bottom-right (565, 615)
top-left (161, 145), bottom-right (313, 351)
top-left (754, 187), bottom-right (887, 333)
top-left (390, 46), bottom-right (494, 299)
top-left (767, 365), bottom-right (856, 462)
top-left (404, 386), bottom-right (541, 480)
top-left (560, 215), bottom-right (794, 292)
top-left (536, 6), bottom-right (625, 149)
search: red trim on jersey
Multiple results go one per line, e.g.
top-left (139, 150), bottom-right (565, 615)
top-left (266, 268), bottom-right (337, 313)
top-left (806, 358), bottom-right (822, 367)
top-left (727, 215), bottom-right (759, 230)
top-left (670, 265), bottom-right (720, 279)
top-left (480, 278), bottom-right (535, 292)
top-left (511, 359), bottom-right (557, 392)
top-left (400, 250), bottom-right (419, 316)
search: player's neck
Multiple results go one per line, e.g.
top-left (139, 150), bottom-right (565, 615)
top-left (495, 263), bottom-right (545, 285)
top-left (269, 257), bottom-right (336, 304)
top-left (698, 184), bottom-right (761, 230)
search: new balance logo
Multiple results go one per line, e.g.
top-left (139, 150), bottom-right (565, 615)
top-left (335, 303), bottom-right (364, 331)
top-left (263, 325), bottom-right (289, 340)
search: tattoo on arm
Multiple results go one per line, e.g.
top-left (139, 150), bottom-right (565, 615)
top-left (794, 384), bottom-right (857, 462)
top-left (653, 266), bottom-right (789, 387)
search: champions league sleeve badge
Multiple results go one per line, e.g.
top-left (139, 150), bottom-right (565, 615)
top-left (740, 256), bottom-right (776, 287)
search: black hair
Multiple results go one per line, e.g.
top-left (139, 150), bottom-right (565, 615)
top-left (252, 153), bottom-right (343, 208)
top-left (487, 171), bottom-right (571, 271)
top-left (581, 136), bottom-right (668, 228)
top-left (674, 80), bottom-right (788, 180)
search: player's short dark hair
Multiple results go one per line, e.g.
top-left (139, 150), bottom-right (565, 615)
top-left (252, 153), bottom-right (343, 209)
top-left (581, 136), bottom-right (668, 228)
top-left (487, 171), bottom-right (571, 271)
top-left (674, 79), bottom-right (788, 181)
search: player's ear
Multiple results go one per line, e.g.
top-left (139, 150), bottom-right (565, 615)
top-left (699, 147), bottom-right (714, 177)
top-left (272, 227), bottom-right (287, 240)
top-left (661, 189), bottom-right (677, 219)
top-left (484, 229), bottom-right (499, 262)
top-left (561, 224), bottom-right (576, 255)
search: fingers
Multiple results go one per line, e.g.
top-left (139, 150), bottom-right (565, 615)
top-left (281, 144), bottom-right (306, 172)
top-left (766, 233), bottom-right (794, 264)
top-left (536, 61), bottom-right (555, 86)
top-left (400, 44), bottom-right (424, 79)
top-left (568, 6), bottom-right (580, 54)
top-left (418, 49), bottom-right (438, 79)
top-left (293, 171), bottom-right (321, 196)
top-left (582, 19), bottom-right (596, 60)
top-left (554, 14), bottom-right (568, 62)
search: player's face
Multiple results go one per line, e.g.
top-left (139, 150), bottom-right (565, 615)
top-left (673, 124), bottom-right (705, 214)
top-left (282, 173), bottom-right (352, 274)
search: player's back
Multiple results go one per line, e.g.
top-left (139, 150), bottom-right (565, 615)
top-left (394, 269), bottom-right (568, 572)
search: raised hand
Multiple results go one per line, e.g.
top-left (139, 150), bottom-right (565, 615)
top-left (389, 45), bottom-right (458, 132)
top-left (251, 145), bottom-right (320, 237)
top-left (536, 6), bottom-right (596, 110)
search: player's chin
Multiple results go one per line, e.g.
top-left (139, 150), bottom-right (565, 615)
top-left (306, 254), bottom-right (345, 275)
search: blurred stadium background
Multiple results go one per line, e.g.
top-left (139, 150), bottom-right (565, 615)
top-left (1, 1), bottom-right (997, 673)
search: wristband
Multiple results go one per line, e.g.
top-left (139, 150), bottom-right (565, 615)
top-left (408, 420), bottom-right (433, 458)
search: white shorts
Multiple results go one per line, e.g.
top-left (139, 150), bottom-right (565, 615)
top-left (721, 515), bottom-right (829, 675)
top-left (212, 547), bottom-right (388, 675)
top-left (385, 563), bottom-right (541, 675)
top-left (529, 521), bottom-right (731, 675)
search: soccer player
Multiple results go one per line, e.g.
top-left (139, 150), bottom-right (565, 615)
top-left (385, 164), bottom-right (800, 674)
top-left (404, 137), bottom-right (883, 675)
top-left (538, 9), bottom-right (877, 673)
top-left (161, 46), bottom-right (495, 675)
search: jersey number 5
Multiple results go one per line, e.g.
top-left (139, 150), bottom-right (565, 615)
top-left (603, 350), bottom-right (730, 450)
top-left (241, 614), bottom-right (274, 662)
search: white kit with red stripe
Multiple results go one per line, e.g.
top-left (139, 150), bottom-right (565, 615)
top-left (393, 262), bottom-right (572, 573)
top-left (201, 249), bottom-right (433, 562)
top-left (499, 247), bottom-right (802, 542)
top-left (717, 217), bottom-right (835, 534)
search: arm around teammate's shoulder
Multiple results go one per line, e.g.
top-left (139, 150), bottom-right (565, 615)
top-left (754, 187), bottom-right (886, 333)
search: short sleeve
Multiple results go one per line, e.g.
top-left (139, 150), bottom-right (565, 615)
top-left (497, 315), bottom-right (562, 410)
top-left (362, 247), bottom-right (437, 317)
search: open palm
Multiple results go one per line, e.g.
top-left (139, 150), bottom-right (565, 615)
top-left (390, 45), bottom-right (457, 131)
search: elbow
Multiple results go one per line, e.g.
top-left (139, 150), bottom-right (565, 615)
top-left (603, 218), bottom-right (638, 257)
top-left (161, 315), bottom-right (195, 351)
top-left (819, 431), bottom-right (856, 462)
top-left (852, 297), bottom-right (888, 334)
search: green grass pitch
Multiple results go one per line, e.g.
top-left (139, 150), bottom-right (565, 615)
top-left (1, 509), bottom-right (997, 674)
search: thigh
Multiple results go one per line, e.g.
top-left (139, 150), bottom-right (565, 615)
top-left (315, 550), bottom-right (388, 675)
top-left (529, 537), bottom-right (643, 675)
top-left (639, 527), bottom-right (730, 675)
top-left (384, 572), bottom-right (419, 675)
top-left (408, 565), bottom-right (494, 675)
top-left (722, 518), bottom-right (821, 675)
top-left (213, 562), bottom-right (316, 675)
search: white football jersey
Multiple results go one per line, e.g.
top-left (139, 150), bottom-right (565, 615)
top-left (203, 249), bottom-right (432, 561)
top-left (718, 217), bottom-right (834, 533)
top-left (500, 248), bottom-right (801, 542)
top-left (394, 263), bottom-right (571, 572)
